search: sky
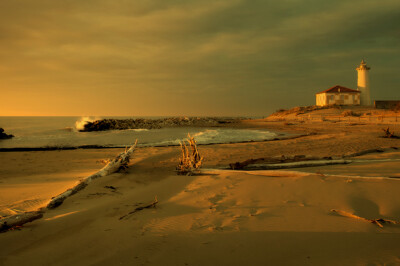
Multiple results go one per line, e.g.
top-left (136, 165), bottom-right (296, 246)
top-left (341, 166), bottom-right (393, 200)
top-left (0, 0), bottom-right (399, 116)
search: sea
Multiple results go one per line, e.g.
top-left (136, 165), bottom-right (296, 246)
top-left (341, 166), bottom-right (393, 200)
top-left (0, 116), bottom-right (279, 149)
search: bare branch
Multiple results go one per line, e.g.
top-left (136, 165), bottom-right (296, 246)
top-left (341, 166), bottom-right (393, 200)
top-left (176, 134), bottom-right (203, 175)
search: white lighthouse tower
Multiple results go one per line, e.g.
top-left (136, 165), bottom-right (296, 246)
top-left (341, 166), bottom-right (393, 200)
top-left (356, 60), bottom-right (371, 106)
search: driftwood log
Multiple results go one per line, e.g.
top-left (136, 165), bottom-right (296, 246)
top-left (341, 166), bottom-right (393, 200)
top-left (331, 209), bottom-right (399, 228)
top-left (47, 139), bottom-right (138, 209)
top-left (0, 211), bottom-right (43, 232)
top-left (240, 159), bottom-right (352, 170)
top-left (230, 155), bottom-right (350, 170)
top-left (0, 140), bottom-right (138, 232)
top-left (230, 155), bottom-right (308, 170)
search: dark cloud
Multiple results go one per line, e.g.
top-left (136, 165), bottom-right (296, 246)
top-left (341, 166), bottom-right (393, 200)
top-left (0, 0), bottom-right (399, 116)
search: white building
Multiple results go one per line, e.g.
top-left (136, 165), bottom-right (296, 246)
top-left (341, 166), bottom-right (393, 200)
top-left (356, 60), bottom-right (371, 106)
top-left (316, 85), bottom-right (361, 106)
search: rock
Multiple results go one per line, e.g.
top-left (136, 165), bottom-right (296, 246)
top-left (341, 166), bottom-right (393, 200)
top-left (0, 128), bottom-right (14, 139)
top-left (80, 117), bottom-right (240, 132)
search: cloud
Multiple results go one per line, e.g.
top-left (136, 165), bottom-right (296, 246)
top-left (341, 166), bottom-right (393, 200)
top-left (0, 0), bottom-right (399, 115)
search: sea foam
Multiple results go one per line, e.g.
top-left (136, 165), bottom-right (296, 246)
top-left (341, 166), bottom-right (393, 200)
top-left (75, 117), bottom-right (99, 131)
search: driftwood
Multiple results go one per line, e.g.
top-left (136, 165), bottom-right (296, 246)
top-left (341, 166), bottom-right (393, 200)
top-left (331, 209), bottom-right (399, 228)
top-left (176, 134), bottom-right (203, 175)
top-left (382, 127), bottom-right (399, 139)
top-left (230, 155), bottom-right (350, 170)
top-left (119, 197), bottom-right (158, 220)
top-left (0, 140), bottom-right (139, 233)
top-left (0, 211), bottom-right (43, 232)
top-left (345, 148), bottom-right (385, 157)
top-left (230, 155), bottom-right (311, 170)
top-left (242, 159), bottom-right (351, 170)
top-left (104, 185), bottom-right (117, 191)
top-left (47, 139), bottom-right (138, 209)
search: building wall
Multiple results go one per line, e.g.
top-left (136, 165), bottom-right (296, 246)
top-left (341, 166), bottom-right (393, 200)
top-left (316, 94), bottom-right (327, 106)
top-left (316, 93), bottom-right (360, 106)
top-left (357, 69), bottom-right (371, 106)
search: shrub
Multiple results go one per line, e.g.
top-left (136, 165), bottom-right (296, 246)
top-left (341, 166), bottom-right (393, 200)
top-left (176, 134), bottom-right (203, 175)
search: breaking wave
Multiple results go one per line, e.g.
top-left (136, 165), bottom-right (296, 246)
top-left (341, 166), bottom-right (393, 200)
top-left (75, 117), bottom-right (99, 131)
top-left (151, 128), bottom-right (277, 147)
top-left (127, 129), bottom-right (149, 132)
top-left (0, 116), bottom-right (281, 149)
top-left (191, 128), bottom-right (277, 144)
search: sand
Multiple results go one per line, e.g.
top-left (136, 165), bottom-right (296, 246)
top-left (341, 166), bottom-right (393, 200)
top-left (0, 149), bottom-right (121, 217)
top-left (1, 118), bottom-right (400, 265)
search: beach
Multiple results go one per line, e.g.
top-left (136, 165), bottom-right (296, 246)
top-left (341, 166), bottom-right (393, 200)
top-left (1, 117), bottom-right (400, 265)
top-left (2, 0), bottom-right (399, 264)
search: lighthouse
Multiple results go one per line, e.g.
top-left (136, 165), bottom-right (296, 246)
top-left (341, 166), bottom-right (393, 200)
top-left (356, 60), bottom-right (371, 106)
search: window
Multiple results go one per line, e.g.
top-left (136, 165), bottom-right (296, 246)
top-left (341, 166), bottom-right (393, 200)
top-left (340, 95), bottom-right (344, 100)
top-left (344, 95), bottom-right (349, 100)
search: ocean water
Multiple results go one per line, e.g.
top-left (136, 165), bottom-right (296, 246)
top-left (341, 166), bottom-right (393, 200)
top-left (0, 117), bottom-right (278, 149)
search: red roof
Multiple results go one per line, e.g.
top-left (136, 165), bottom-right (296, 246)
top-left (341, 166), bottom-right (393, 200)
top-left (316, 85), bottom-right (360, 94)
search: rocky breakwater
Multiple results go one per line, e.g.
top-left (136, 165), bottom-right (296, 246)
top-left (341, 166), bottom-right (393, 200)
top-left (0, 128), bottom-right (14, 139)
top-left (80, 117), bottom-right (240, 132)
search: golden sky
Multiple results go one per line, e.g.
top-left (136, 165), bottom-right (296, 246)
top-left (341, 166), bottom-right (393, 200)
top-left (0, 0), bottom-right (399, 116)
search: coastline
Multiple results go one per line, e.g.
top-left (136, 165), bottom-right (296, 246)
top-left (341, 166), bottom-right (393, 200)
top-left (0, 132), bottom-right (292, 152)
top-left (1, 118), bottom-right (400, 216)
top-left (1, 118), bottom-right (400, 265)
top-left (2, 0), bottom-right (398, 264)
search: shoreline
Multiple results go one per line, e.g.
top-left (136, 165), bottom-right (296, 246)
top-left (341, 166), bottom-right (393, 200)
top-left (1, 119), bottom-right (400, 216)
top-left (0, 123), bottom-right (281, 151)
top-left (2, 108), bottom-right (399, 152)
top-left (0, 133), bottom-right (294, 152)
top-left (2, 118), bottom-right (400, 265)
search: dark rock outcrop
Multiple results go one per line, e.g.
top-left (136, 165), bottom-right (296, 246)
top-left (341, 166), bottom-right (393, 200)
top-left (0, 128), bottom-right (14, 139)
top-left (80, 117), bottom-right (239, 132)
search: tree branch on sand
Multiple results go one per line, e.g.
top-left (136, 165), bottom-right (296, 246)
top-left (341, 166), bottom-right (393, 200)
top-left (176, 134), bottom-right (203, 175)
top-left (382, 127), bottom-right (399, 139)
top-left (47, 139), bottom-right (138, 209)
top-left (0, 211), bottom-right (43, 232)
top-left (119, 196), bottom-right (158, 220)
top-left (230, 155), bottom-right (351, 170)
top-left (1, 140), bottom-right (139, 233)
top-left (331, 209), bottom-right (399, 228)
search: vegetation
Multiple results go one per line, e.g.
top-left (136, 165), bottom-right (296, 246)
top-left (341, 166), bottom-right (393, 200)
top-left (176, 134), bottom-right (203, 175)
top-left (382, 127), bottom-right (399, 139)
top-left (271, 105), bottom-right (334, 116)
top-left (342, 110), bottom-right (361, 117)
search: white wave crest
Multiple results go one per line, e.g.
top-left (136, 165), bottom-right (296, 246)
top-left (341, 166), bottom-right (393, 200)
top-left (127, 129), bottom-right (149, 132)
top-left (192, 129), bottom-right (219, 142)
top-left (190, 129), bottom-right (277, 145)
top-left (75, 117), bottom-right (99, 131)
